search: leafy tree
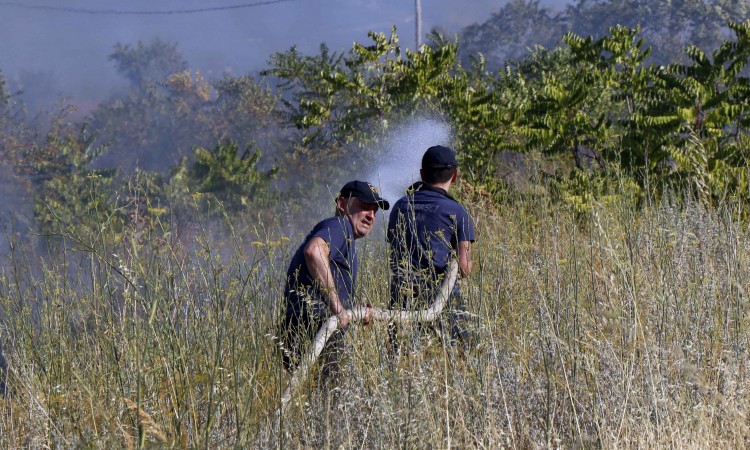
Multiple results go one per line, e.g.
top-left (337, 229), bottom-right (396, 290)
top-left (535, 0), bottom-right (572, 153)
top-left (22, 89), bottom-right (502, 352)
top-left (109, 38), bottom-right (187, 88)
top-left (459, 0), bottom-right (567, 71)
top-left (459, 0), bottom-right (750, 71)
top-left (265, 29), bottom-right (505, 181)
top-left (560, 26), bottom-right (658, 169)
top-left (502, 21), bottom-right (750, 204)
top-left (265, 32), bottom-right (411, 181)
top-left (499, 45), bottom-right (604, 162)
top-left (13, 114), bottom-right (118, 237)
top-left (89, 64), bottom-right (287, 174)
top-left (170, 140), bottom-right (279, 213)
top-left (652, 20), bottom-right (750, 200)
top-left (88, 70), bottom-right (214, 171)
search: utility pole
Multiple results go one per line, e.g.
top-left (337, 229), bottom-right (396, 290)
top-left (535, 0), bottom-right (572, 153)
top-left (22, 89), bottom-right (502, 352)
top-left (415, 0), bottom-right (422, 48)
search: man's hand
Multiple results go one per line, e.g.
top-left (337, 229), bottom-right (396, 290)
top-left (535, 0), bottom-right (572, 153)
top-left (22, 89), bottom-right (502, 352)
top-left (362, 305), bottom-right (374, 326)
top-left (336, 309), bottom-right (351, 329)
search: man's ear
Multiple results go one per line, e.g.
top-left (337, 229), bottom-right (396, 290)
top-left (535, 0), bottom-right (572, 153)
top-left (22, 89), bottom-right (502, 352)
top-left (336, 197), bottom-right (348, 215)
top-left (451, 169), bottom-right (458, 182)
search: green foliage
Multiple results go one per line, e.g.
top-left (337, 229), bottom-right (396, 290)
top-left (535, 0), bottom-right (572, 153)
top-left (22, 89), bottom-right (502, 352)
top-left (16, 117), bottom-right (119, 237)
top-left (266, 29), bottom-right (460, 146)
top-left (265, 28), bottom-right (506, 181)
top-left (170, 140), bottom-right (279, 214)
top-left (499, 42), bottom-right (607, 159)
top-left (563, 26), bottom-right (658, 168)
top-left (265, 21), bottom-right (750, 206)
top-left (494, 21), bottom-right (750, 206)
top-left (7, 8), bottom-right (750, 236)
top-left (630, 20), bottom-right (750, 202)
top-left (264, 32), bottom-right (406, 171)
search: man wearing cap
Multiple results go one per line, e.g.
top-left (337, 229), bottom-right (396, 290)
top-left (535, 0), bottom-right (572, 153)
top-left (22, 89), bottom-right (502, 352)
top-left (387, 145), bottom-right (475, 353)
top-left (281, 180), bottom-right (390, 373)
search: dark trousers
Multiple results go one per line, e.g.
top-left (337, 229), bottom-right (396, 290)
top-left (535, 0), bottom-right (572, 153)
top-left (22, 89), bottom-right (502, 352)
top-left (387, 281), bottom-right (470, 355)
top-left (279, 308), bottom-right (345, 380)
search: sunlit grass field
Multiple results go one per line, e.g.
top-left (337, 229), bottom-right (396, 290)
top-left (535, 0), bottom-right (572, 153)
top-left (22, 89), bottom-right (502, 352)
top-left (0, 188), bottom-right (748, 448)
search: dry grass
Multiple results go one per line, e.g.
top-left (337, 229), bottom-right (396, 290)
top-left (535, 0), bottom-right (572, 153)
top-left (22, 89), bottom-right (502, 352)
top-left (0, 192), bottom-right (749, 448)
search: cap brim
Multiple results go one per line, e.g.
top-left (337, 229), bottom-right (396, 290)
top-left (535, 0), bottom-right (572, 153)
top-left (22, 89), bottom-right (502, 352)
top-left (341, 189), bottom-right (390, 210)
top-left (424, 164), bottom-right (458, 169)
top-left (352, 194), bottom-right (388, 210)
top-left (361, 197), bottom-right (389, 210)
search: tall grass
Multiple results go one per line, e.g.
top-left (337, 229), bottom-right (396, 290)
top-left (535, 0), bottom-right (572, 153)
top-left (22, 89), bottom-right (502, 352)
top-left (0, 189), bottom-right (748, 448)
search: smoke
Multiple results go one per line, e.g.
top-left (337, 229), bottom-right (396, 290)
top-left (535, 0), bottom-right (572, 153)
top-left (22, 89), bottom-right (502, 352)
top-left (0, 0), bottom-right (535, 110)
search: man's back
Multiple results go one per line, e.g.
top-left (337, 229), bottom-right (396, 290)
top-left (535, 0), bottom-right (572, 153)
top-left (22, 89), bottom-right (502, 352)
top-left (386, 180), bottom-right (475, 346)
top-left (388, 182), bottom-right (472, 279)
top-left (387, 146), bottom-right (475, 347)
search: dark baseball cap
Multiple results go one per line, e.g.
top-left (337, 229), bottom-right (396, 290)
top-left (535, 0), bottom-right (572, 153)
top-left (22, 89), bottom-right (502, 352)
top-left (339, 180), bottom-right (390, 210)
top-left (422, 145), bottom-right (458, 169)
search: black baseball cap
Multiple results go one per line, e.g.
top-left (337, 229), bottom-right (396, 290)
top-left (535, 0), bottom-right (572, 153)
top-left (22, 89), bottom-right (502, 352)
top-left (339, 180), bottom-right (390, 210)
top-left (422, 145), bottom-right (458, 169)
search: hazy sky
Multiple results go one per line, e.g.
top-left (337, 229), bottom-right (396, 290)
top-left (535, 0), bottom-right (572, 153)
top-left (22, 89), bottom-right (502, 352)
top-left (1, 0), bottom-right (570, 105)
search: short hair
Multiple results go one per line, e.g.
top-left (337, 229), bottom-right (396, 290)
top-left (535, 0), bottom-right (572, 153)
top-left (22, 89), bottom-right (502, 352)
top-left (422, 166), bottom-right (456, 184)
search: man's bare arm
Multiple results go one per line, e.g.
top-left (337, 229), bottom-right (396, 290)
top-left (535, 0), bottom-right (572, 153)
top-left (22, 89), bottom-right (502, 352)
top-left (303, 236), bottom-right (350, 329)
top-left (458, 240), bottom-right (473, 278)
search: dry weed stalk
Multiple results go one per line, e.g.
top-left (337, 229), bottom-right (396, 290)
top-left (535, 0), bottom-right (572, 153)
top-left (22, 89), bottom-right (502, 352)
top-left (121, 397), bottom-right (168, 444)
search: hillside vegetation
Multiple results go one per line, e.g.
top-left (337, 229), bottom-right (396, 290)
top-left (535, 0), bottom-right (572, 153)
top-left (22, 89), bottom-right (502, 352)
top-left (1, 0), bottom-right (750, 447)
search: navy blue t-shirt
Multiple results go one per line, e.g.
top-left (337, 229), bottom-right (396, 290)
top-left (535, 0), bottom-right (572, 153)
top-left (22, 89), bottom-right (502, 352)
top-left (387, 182), bottom-right (475, 285)
top-left (284, 216), bottom-right (357, 318)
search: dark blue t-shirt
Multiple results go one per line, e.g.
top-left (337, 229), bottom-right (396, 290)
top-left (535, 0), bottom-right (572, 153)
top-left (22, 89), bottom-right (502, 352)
top-left (387, 182), bottom-right (475, 285)
top-left (284, 216), bottom-right (357, 318)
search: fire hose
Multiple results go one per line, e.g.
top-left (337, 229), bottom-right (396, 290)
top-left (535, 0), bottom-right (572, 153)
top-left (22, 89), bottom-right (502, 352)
top-left (280, 260), bottom-right (459, 412)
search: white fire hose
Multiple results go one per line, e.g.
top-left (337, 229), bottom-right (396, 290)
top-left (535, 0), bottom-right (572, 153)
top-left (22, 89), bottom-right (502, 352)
top-left (280, 261), bottom-right (459, 412)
